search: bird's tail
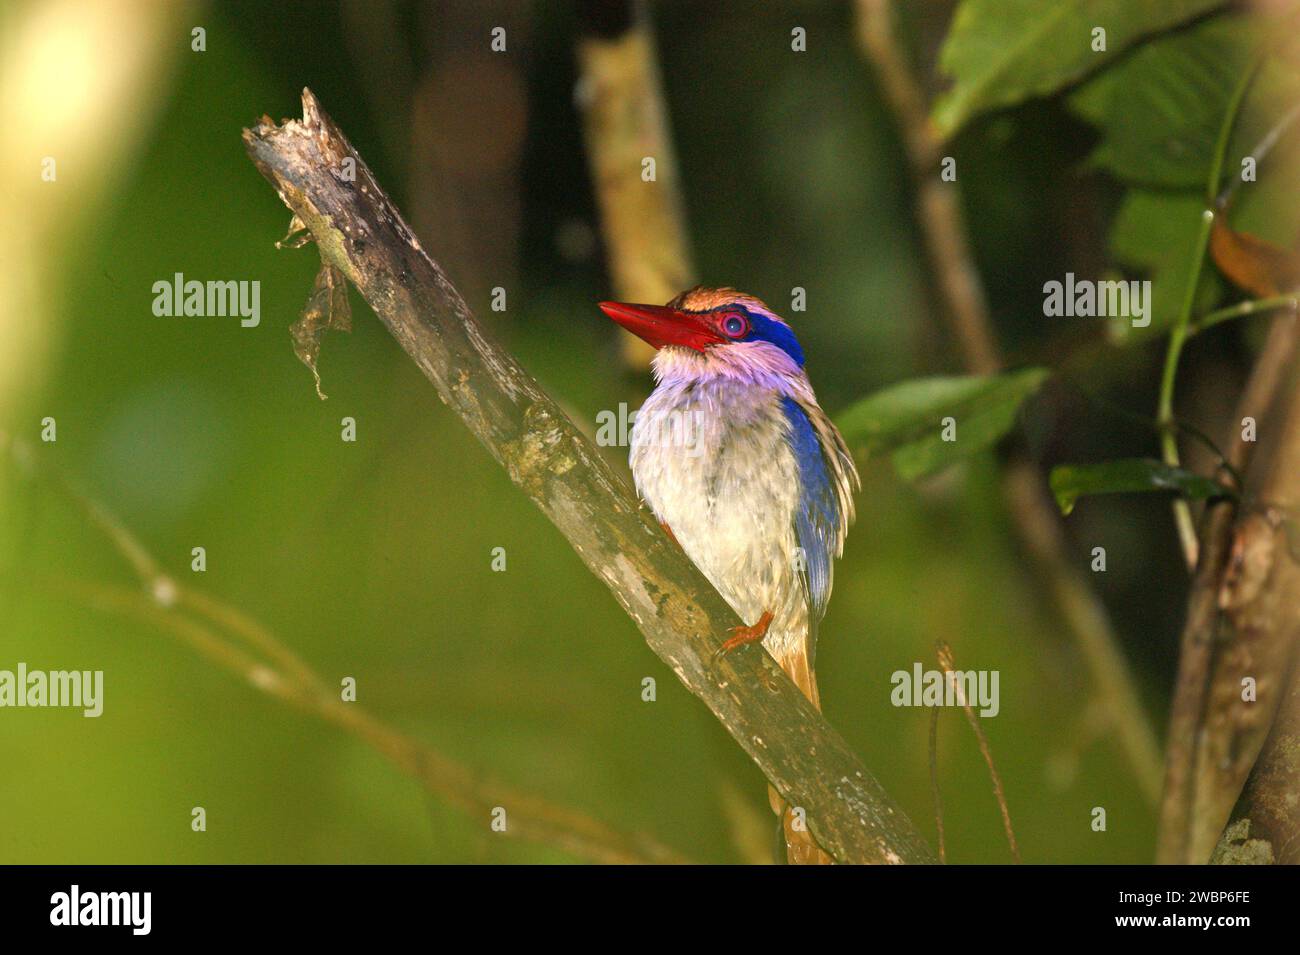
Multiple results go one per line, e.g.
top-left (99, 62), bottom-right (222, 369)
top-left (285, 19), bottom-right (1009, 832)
top-left (780, 643), bottom-right (821, 711)
top-left (769, 645), bottom-right (834, 865)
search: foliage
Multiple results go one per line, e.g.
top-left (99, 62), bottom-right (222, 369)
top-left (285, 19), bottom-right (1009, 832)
top-left (837, 369), bottom-right (1048, 480)
top-left (9, 0), bottom-right (1300, 866)
top-left (933, 0), bottom-right (1226, 136)
top-left (1050, 459), bottom-right (1231, 516)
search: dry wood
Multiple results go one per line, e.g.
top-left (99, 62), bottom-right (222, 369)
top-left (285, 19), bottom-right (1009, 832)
top-left (242, 89), bottom-right (935, 865)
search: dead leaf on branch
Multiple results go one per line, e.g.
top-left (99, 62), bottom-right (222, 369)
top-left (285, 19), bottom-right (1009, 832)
top-left (291, 257), bottom-right (352, 400)
top-left (1210, 217), bottom-right (1300, 296)
top-left (276, 214), bottom-right (312, 250)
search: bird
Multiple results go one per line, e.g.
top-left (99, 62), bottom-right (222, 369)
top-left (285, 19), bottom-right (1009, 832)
top-left (599, 286), bottom-right (859, 864)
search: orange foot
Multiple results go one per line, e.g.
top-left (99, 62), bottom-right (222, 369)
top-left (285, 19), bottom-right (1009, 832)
top-left (660, 521), bottom-right (680, 547)
top-left (712, 610), bottom-right (774, 664)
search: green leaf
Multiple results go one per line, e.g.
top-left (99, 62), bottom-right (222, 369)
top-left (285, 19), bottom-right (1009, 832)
top-left (1070, 10), bottom-right (1300, 189)
top-left (1049, 459), bottom-right (1230, 515)
top-left (1107, 189), bottom-right (1223, 337)
top-left (836, 368), bottom-right (1049, 481)
top-left (933, 0), bottom-right (1227, 137)
top-left (1069, 15), bottom-right (1252, 188)
top-left (1067, 11), bottom-right (1300, 334)
top-left (1088, 31), bottom-right (1245, 188)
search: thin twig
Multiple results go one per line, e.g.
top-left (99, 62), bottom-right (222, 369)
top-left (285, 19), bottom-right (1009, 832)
top-left (937, 642), bottom-right (1020, 863)
top-left (1, 432), bottom-right (691, 865)
top-left (1190, 294), bottom-right (1299, 336)
top-left (74, 580), bottom-right (688, 864)
top-left (928, 704), bottom-right (946, 864)
top-left (1059, 378), bottom-right (1244, 487)
top-left (856, 0), bottom-right (1162, 807)
top-left (855, 0), bottom-right (998, 374)
top-left (1155, 56), bottom-right (1300, 861)
top-left (24, 435), bottom-right (333, 695)
top-left (1157, 52), bottom-right (1266, 571)
top-left (241, 89), bottom-right (935, 864)
top-left (1217, 99), bottom-right (1300, 208)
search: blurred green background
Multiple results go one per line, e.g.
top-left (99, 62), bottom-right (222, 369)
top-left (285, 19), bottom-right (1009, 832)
top-left (4, 0), bottom-right (1295, 864)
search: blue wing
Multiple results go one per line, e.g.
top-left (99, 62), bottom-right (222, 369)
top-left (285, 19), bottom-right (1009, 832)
top-left (780, 397), bottom-right (844, 629)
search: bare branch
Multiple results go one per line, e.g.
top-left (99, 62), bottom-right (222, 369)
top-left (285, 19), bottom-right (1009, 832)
top-left (1161, 315), bottom-right (1300, 863)
top-left (240, 89), bottom-right (934, 864)
top-left (68, 579), bottom-right (687, 864)
top-left (1, 431), bottom-right (689, 865)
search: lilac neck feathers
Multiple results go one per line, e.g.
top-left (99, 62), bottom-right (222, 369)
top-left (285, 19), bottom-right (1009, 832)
top-left (651, 341), bottom-right (808, 392)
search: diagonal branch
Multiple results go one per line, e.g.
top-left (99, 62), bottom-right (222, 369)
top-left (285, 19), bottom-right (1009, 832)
top-left (241, 89), bottom-right (934, 865)
top-left (70, 577), bottom-right (689, 865)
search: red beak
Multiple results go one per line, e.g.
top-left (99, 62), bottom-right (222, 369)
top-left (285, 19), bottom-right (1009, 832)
top-left (598, 301), bottom-right (723, 352)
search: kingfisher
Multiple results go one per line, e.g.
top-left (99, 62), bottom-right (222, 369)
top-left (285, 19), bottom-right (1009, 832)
top-left (600, 286), bottom-right (859, 864)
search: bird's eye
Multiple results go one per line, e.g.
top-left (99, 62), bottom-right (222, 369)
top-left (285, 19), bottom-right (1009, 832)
top-left (721, 313), bottom-right (748, 338)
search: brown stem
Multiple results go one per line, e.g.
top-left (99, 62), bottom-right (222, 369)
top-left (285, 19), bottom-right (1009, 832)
top-left (1161, 314), bottom-right (1300, 863)
top-left (1214, 654), bottom-right (1300, 863)
top-left (575, 0), bottom-right (695, 368)
top-left (0, 431), bottom-right (690, 865)
top-left (856, 0), bottom-right (1162, 806)
top-left (929, 704), bottom-right (946, 864)
top-left (241, 89), bottom-right (935, 864)
top-left (937, 642), bottom-right (1021, 863)
top-left (58, 578), bottom-right (684, 865)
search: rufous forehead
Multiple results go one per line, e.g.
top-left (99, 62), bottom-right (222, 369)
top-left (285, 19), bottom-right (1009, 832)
top-left (670, 286), bottom-right (784, 320)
